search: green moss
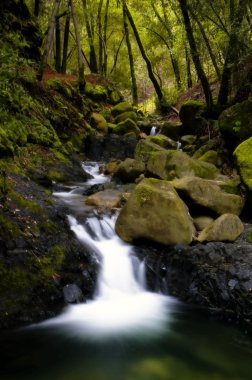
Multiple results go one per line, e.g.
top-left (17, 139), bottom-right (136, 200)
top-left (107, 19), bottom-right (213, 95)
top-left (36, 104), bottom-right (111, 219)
top-left (114, 111), bottom-right (137, 124)
top-left (47, 170), bottom-right (65, 182)
top-left (111, 102), bottom-right (133, 117)
top-left (246, 231), bottom-right (252, 243)
top-left (113, 119), bottom-right (140, 136)
top-left (135, 140), bottom-right (167, 163)
top-left (199, 150), bottom-right (219, 165)
top-left (0, 211), bottom-right (21, 238)
top-left (179, 100), bottom-right (207, 134)
top-left (234, 137), bottom-right (252, 192)
top-left (85, 83), bottom-right (108, 101)
top-left (10, 191), bottom-right (43, 215)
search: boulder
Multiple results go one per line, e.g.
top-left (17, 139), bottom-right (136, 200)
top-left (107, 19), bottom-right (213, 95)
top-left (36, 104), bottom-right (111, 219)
top-left (102, 159), bottom-right (121, 175)
top-left (172, 176), bottom-right (244, 216)
top-left (159, 120), bottom-right (183, 140)
top-left (63, 284), bottom-right (83, 304)
top-left (179, 100), bottom-right (207, 135)
top-left (86, 189), bottom-right (123, 209)
top-left (147, 150), bottom-right (219, 180)
top-left (234, 137), bottom-right (252, 192)
top-left (146, 134), bottom-right (177, 149)
top-left (113, 118), bottom-right (140, 136)
top-left (199, 150), bottom-right (220, 166)
top-left (218, 100), bottom-right (252, 147)
top-left (115, 178), bottom-right (194, 245)
top-left (113, 158), bottom-right (145, 183)
top-left (90, 113), bottom-right (108, 134)
top-left (114, 111), bottom-right (137, 124)
top-left (181, 135), bottom-right (197, 145)
top-left (111, 102), bottom-right (134, 117)
top-left (193, 216), bottom-right (214, 231)
top-left (135, 139), bottom-right (166, 163)
top-left (197, 214), bottom-right (244, 242)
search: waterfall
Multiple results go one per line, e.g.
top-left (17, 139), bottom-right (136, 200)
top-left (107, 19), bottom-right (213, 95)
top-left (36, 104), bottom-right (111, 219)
top-left (39, 161), bottom-right (177, 338)
top-left (150, 126), bottom-right (157, 136)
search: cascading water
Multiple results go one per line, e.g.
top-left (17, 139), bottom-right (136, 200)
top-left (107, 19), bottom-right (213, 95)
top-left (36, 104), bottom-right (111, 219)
top-left (39, 162), bottom-right (177, 338)
top-left (150, 126), bottom-right (157, 136)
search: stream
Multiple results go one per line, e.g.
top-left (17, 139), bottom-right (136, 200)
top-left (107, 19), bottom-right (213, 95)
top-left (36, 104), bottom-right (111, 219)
top-left (0, 162), bottom-right (252, 380)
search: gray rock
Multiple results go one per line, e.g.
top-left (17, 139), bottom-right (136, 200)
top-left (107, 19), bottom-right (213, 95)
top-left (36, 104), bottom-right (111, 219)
top-left (63, 284), bottom-right (83, 304)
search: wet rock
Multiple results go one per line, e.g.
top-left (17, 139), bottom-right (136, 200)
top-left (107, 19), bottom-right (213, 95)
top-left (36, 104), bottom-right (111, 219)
top-left (63, 284), bottom-right (83, 304)
top-left (113, 158), bottom-right (145, 183)
top-left (86, 189), bottom-right (123, 209)
top-left (85, 134), bottom-right (137, 161)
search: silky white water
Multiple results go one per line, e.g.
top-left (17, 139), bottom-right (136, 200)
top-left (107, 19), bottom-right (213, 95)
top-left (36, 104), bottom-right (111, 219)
top-left (40, 162), bottom-right (177, 338)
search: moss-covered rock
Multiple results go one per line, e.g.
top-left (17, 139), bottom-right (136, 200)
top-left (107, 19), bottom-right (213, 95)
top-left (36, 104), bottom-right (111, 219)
top-left (181, 135), bottom-right (197, 145)
top-left (113, 118), bottom-right (140, 136)
top-left (113, 158), bottom-right (145, 183)
top-left (172, 176), bottom-right (244, 216)
top-left (197, 214), bottom-right (244, 242)
top-left (85, 82), bottom-right (108, 102)
top-left (134, 139), bottom-right (166, 163)
top-left (234, 137), bottom-right (252, 192)
top-left (218, 100), bottom-right (252, 146)
top-left (115, 178), bottom-right (194, 245)
top-left (111, 102), bottom-right (133, 117)
top-left (90, 112), bottom-right (108, 134)
top-left (179, 100), bottom-right (207, 135)
top-left (147, 150), bottom-right (219, 180)
top-left (199, 150), bottom-right (219, 166)
top-left (114, 111), bottom-right (137, 124)
top-left (146, 134), bottom-right (177, 149)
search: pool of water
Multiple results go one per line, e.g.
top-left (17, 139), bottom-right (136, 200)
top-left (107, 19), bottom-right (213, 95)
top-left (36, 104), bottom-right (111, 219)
top-left (0, 309), bottom-right (251, 380)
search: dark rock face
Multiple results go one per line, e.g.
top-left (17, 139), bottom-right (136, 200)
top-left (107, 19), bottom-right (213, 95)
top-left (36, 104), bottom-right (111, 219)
top-left (85, 134), bottom-right (137, 161)
top-left (136, 240), bottom-right (252, 323)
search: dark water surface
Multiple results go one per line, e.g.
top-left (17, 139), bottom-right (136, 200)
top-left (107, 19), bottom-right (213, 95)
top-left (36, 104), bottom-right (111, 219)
top-left (0, 308), bottom-right (251, 380)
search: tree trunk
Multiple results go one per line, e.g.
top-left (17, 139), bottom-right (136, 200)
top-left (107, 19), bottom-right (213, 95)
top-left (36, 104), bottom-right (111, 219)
top-left (82, 0), bottom-right (98, 73)
top-left (185, 45), bottom-right (193, 88)
top-left (97, 0), bottom-right (104, 73)
top-left (189, 7), bottom-right (221, 80)
top-left (122, 2), bottom-right (138, 105)
top-left (125, 3), bottom-right (163, 102)
top-left (55, 13), bottom-right (61, 72)
top-left (61, 2), bottom-right (71, 74)
top-left (34, 0), bottom-right (40, 17)
top-left (70, 0), bottom-right (85, 92)
top-left (110, 32), bottom-right (125, 74)
top-left (218, 0), bottom-right (249, 108)
top-left (152, 1), bottom-right (181, 89)
top-left (102, 0), bottom-right (110, 75)
top-left (179, 0), bottom-right (213, 113)
top-left (37, 0), bottom-right (61, 81)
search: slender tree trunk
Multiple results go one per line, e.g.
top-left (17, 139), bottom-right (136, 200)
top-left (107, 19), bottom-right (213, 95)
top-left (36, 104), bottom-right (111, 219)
top-left (61, 3), bottom-right (71, 74)
top-left (70, 0), bottom-right (85, 92)
top-left (122, 2), bottom-right (138, 106)
top-left (102, 0), bottom-right (110, 75)
top-left (152, 1), bottom-right (181, 89)
top-left (189, 8), bottom-right (221, 80)
top-left (110, 32), bottom-right (125, 74)
top-left (125, 3), bottom-right (163, 101)
top-left (55, 13), bottom-right (61, 72)
top-left (97, 0), bottom-right (104, 73)
top-left (179, 0), bottom-right (213, 113)
top-left (82, 0), bottom-right (98, 73)
top-left (218, 0), bottom-right (249, 108)
top-left (34, 0), bottom-right (40, 17)
top-left (37, 0), bottom-right (61, 81)
top-left (185, 45), bottom-right (193, 88)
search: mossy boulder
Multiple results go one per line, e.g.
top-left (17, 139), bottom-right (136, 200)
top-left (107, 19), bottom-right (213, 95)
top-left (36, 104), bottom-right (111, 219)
top-left (172, 176), bottom-right (244, 216)
top-left (90, 112), bottom-right (108, 134)
top-left (115, 178), bottom-right (194, 245)
top-left (113, 158), bottom-right (145, 183)
top-left (114, 111), bottom-right (138, 124)
top-left (179, 100), bottom-right (207, 135)
top-left (234, 137), bottom-right (252, 192)
top-left (146, 134), bottom-right (177, 149)
top-left (218, 100), bottom-right (252, 146)
top-left (199, 150), bottom-right (219, 166)
top-left (181, 135), bottom-right (197, 145)
top-left (113, 118), bottom-right (140, 136)
top-left (147, 150), bottom-right (219, 181)
top-left (159, 120), bottom-right (183, 140)
top-left (193, 216), bottom-right (214, 231)
top-left (134, 139), bottom-right (166, 163)
top-left (85, 83), bottom-right (108, 102)
top-left (197, 214), bottom-right (244, 242)
top-left (111, 102), bottom-right (133, 117)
